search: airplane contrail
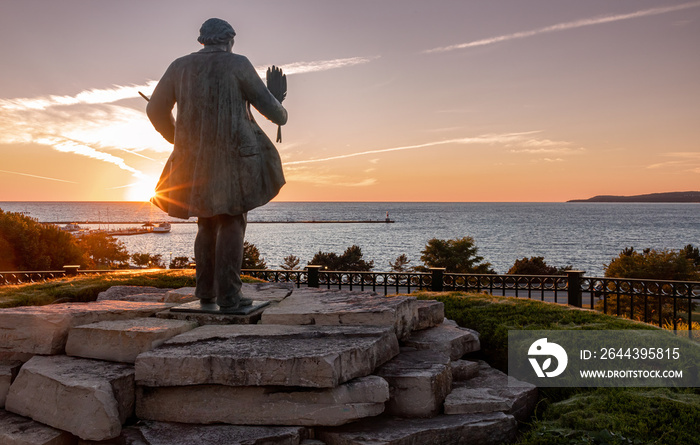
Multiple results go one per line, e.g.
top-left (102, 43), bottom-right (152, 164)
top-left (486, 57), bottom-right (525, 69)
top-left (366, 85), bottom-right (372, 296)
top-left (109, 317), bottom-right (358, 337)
top-left (0, 169), bottom-right (79, 184)
top-left (425, 1), bottom-right (700, 53)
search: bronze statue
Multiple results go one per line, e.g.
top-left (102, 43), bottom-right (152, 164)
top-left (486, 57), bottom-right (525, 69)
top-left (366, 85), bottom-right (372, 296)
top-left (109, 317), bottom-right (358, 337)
top-left (146, 18), bottom-right (287, 312)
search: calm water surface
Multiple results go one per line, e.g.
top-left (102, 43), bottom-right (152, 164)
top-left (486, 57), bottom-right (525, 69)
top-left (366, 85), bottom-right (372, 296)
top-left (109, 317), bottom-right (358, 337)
top-left (1, 201), bottom-right (697, 277)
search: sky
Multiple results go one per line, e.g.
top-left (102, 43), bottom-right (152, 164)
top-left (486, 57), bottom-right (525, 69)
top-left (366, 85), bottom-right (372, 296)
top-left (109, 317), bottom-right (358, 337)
top-left (0, 0), bottom-right (698, 202)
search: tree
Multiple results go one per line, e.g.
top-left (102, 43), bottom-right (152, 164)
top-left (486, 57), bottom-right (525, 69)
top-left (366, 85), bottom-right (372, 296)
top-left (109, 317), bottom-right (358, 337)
top-left (75, 231), bottom-right (130, 269)
top-left (508, 256), bottom-right (564, 275)
top-left (169, 256), bottom-right (193, 269)
top-left (604, 247), bottom-right (699, 281)
top-left (0, 209), bottom-right (86, 270)
top-left (242, 241), bottom-right (267, 269)
top-left (681, 244), bottom-right (700, 268)
top-left (417, 237), bottom-right (493, 273)
top-left (309, 245), bottom-right (374, 271)
top-left (389, 254), bottom-right (412, 272)
top-left (132, 253), bottom-right (165, 269)
top-left (280, 254), bottom-right (301, 270)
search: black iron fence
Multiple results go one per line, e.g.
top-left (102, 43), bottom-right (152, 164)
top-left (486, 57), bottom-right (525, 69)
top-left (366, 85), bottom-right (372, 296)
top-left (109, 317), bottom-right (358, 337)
top-left (2, 266), bottom-right (698, 331)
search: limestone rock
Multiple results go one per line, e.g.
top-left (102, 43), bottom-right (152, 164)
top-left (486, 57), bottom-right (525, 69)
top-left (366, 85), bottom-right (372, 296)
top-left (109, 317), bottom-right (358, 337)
top-left (402, 320), bottom-right (480, 360)
top-left (136, 324), bottom-right (399, 388)
top-left (163, 287), bottom-right (198, 303)
top-left (66, 318), bottom-right (197, 363)
top-left (0, 301), bottom-right (175, 355)
top-left (444, 361), bottom-right (537, 421)
top-left (317, 412), bottom-right (517, 445)
top-left (136, 375), bottom-right (389, 426)
top-left (451, 360), bottom-right (480, 381)
top-left (97, 286), bottom-right (171, 302)
top-left (374, 349), bottom-right (452, 418)
top-left (0, 409), bottom-right (77, 445)
top-left (5, 356), bottom-right (134, 441)
top-left (0, 361), bottom-right (22, 408)
top-left (119, 421), bottom-right (307, 445)
top-left (261, 288), bottom-right (416, 339)
top-left (410, 299), bottom-right (444, 331)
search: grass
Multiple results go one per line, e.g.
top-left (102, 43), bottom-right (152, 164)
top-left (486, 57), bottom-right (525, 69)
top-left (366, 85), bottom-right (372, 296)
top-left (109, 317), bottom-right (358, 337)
top-left (411, 291), bottom-right (700, 445)
top-left (0, 269), bottom-right (263, 308)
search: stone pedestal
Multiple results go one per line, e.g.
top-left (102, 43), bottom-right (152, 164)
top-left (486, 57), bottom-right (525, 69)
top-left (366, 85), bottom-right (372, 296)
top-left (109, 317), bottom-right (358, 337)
top-left (260, 288), bottom-right (416, 339)
top-left (5, 356), bottom-right (134, 441)
top-left (136, 376), bottom-right (389, 426)
top-left (317, 412), bottom-right (518, 445)
top-left (374, 349), bottom-right (452, 418)
top-left (135, 324), bottom-right (399, 388)
top-left (65, 318), bottom-right (197, 363)
top-left (0, 301), bottom-right (175, 355)
top-left (403, 320), bottom-right (480, 360)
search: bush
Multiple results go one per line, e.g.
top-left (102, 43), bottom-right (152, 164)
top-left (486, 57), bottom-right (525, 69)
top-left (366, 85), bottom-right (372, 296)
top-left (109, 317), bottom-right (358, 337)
top-left (310, 245), bottom-right (374, 271)
top-left (280, 255), bottom-right (301, 270)
top-left (508, 256), bottom-right (570, 275)
top-left (169, 256), bottom-right (193, 269)
top-left (416, 237), bottom-right (494, 273)
top-left (389, 254), bottom-right (412, 272)
top-left (75, 231), bottom-right (130, 269)
top-left (131, 253), bottom-right (165, 269)
top-left (0, 209), bottom-right (87, 270)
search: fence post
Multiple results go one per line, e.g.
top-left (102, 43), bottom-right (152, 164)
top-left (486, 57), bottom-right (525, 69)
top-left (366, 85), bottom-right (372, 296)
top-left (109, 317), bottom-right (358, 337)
top-left (306, 265), bottom-right (322, 288)
top-left (430, 268), bottom-right (446, 292)
top-left (63, 265), bottom-right (80, 276)
top-left (567, 270), bottom-right (585, 308)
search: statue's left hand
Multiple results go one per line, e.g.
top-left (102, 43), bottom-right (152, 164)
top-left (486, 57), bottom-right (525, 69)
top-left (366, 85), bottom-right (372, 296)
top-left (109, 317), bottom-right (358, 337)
top-left (266, 66), bottom-right (287, 104)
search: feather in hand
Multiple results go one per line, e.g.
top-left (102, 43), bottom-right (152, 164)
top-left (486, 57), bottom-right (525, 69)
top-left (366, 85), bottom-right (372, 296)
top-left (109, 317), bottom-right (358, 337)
top-left (266, 66), bottom-right (287, 143)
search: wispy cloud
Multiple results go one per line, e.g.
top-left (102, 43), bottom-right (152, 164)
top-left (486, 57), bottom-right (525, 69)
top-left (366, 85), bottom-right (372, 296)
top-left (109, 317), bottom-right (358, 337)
top-left (285, 165), bottom-right (377, 187)
top-left (425, 2), bottom-right (700, 53)
top-left (256, 56), bottom-right (379, 77)
top-left (283, 131), bottom-right (574, 165)
top-left (647, 152), bottom-right (700, 173)
top-left (0, 169), bottom-right (78, 184)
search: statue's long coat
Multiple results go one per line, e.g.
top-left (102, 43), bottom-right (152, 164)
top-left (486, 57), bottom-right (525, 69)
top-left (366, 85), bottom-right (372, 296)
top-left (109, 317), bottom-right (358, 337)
top-left (147, 47), bottom-right (287, 219)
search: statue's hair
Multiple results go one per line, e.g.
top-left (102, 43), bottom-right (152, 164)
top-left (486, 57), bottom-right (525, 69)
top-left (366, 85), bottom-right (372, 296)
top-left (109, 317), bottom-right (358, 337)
top-left (198, 18), bottom-right (236, 45)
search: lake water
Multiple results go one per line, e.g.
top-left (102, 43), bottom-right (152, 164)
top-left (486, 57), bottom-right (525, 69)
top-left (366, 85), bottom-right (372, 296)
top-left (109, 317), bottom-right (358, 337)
top-left (1, 201), bottom-right (697, 277)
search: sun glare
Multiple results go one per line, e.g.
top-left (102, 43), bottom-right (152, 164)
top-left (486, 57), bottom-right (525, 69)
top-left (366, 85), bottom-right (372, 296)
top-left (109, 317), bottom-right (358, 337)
top-left (125, 177), bottom-right (159, 202)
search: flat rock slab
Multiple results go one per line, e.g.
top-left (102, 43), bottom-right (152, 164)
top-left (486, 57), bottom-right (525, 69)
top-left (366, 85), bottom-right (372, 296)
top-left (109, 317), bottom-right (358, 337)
top-left (317, 412), bottom-right (517, 445)
top-left (170, 299), bottom-right (270, 315)
top-left (65, 318), bottom-right (197, 363)
top-left (5, 355), bottom-right (134, 441)
top-left (374, 349), bottom-right (452, 418)
top-left (410, 299), bottom-right (444, 331)
top-left (97, 286), bottom-right (171, 302)
top-left (444, 361), bottom-right (537, 421)
top-left (402, 320), bottom-right (480, 360)
top-left (136, 324), bottom-right (399, 388)
top-left (451, 359), bottom-right (480, 381)
top-left (261, 288), bottom-right (416, 339)
top-left (0, 409), bottom-right (77, 445)
top-left (0, 301), bottom-right (175, 355)
top-left (165, 282), bottom-right (293, 304)
top-left (120, 421), bottom-right (306, 445)
top-left (136, 375), bottom-right (389, 426)
top-left (0, 361), bottom-right (22, 408)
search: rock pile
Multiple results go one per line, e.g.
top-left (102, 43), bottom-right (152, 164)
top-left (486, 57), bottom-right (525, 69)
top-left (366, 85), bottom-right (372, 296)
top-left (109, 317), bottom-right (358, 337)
top-left (0, 283), bottom-right (536, 444)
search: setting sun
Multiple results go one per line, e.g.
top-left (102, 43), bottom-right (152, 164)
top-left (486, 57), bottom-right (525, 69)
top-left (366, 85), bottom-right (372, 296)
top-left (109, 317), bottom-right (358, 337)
top-left (125, 177), bottom-right (159, 202)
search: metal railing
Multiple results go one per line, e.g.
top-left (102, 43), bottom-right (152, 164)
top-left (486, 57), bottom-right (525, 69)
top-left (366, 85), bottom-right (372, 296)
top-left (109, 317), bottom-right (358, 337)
top-left (2, 266), bottom-right (698, 331)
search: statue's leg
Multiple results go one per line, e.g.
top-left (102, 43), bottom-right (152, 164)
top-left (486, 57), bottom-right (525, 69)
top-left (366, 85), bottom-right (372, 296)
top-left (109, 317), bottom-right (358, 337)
top-left (194, 216), bottom-right (217, 306)
top-left (214, 213), bottom-right (249, 310)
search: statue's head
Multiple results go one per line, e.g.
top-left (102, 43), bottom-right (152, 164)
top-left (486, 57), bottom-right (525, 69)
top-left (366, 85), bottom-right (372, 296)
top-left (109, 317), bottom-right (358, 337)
top-left (197, 18), bottom-right (236, 45)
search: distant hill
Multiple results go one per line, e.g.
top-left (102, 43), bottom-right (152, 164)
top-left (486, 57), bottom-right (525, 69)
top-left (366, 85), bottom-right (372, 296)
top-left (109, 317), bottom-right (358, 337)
top-left (568, 191), bottom-right (700, 203)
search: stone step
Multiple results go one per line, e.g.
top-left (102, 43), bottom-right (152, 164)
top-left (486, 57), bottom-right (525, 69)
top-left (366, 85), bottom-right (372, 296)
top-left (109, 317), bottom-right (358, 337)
top-left (136, 375), bottom-right (389, 426)
top-left (260, 288), bottom-right (418, 340)
top-left (97, 286), bottom-right (171, 302)
top-left (0, 409), bottom-right (77, 445)
top-left (5, 355), bottom-right (134, 441)
top-left (317, 412), bottom-right (517, 445)
top-left (410, 299), bottom-right (445, 331)
top-left (120, 421), bottom-right (307, 445)
top-left (135, 324), bottom-right (399, 388)
top-left (0, 361), bottom-right (22, 408)
top-left (451, 359), bottom-right (480, 381)
top-left (0, 301), bottom-right (175, 355)
top-left (374, 349), bottom-right (452, 418)
top-left (443, 361), bottom-right (538, 421)
top-left (402, 319), bottom-right (480, 360)
top-left (65, 318), bottom-right (197, 363)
